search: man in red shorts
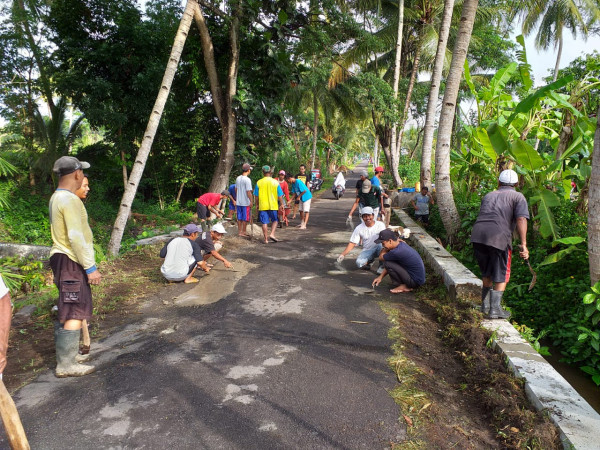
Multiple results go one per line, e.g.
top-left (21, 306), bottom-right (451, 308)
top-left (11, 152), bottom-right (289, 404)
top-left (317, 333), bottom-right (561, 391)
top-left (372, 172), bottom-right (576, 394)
top-left (471, 169), bottom-right (529, 319)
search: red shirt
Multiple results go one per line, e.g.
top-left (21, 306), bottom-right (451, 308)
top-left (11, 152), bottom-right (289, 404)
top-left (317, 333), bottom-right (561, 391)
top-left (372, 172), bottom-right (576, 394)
top-left (279, 181), bottom-right (290, 202)
top-left (197, 193), bottom-right (221, 206)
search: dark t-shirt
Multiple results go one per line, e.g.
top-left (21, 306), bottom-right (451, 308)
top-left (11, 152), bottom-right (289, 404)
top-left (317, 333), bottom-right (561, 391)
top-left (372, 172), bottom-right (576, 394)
top-left (195, 231), bottom-right (215, 254)
top-left (356, 179), bottom-right (364, 191)
top-left (357, 186), bottom-right (381, 209)
top-left (470, 186), bottom-right (530, 251)
top-left (296, 172), bottom-right (313, 186)
top-left (384, 242), bottom-right (426, 285)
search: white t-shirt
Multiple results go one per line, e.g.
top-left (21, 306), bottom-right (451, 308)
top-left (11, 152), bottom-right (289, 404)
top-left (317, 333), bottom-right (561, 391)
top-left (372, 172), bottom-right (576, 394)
top-left (235, 175), bottom-right (253, 207)
top-left (0, 275), bottom-right (8, 298)
top-left (349, 221), bottom-right (386, 250)
top-left (160, 237), bottom-right (197, 281)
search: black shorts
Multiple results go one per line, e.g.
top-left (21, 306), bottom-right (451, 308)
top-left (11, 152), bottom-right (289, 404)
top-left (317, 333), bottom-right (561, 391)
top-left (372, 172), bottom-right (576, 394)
top-left (472, 243), bottom-right (512, 284)
top-left (50, 253), bottom-right (93, 322)
top-left (415, 214), bottom-right (429, 224)
top-left (196, 203), bottom-right (209, 220)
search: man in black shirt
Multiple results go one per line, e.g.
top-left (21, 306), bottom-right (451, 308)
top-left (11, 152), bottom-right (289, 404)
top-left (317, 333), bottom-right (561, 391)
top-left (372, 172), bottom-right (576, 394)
top-left (195, 222), bottom-right (234, 269)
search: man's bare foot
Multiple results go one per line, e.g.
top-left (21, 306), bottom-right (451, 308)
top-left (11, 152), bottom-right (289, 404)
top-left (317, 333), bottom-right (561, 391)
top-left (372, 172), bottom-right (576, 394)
top-left (390, 285), bottom-right (412, 293)
top-left (184, 277), bottom-right (199, 284)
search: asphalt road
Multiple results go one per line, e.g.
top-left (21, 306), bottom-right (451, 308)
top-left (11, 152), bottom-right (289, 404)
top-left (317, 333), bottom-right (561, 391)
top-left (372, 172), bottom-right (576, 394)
top-left (6, 163), bottom-right (408, 449)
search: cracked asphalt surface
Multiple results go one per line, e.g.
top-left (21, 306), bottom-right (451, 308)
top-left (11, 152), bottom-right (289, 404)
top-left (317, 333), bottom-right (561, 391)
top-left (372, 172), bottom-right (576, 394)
top-left (4, 163), bottom-right (408, 449)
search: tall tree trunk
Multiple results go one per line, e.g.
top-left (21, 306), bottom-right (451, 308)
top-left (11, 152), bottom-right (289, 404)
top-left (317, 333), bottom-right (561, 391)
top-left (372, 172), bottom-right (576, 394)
top-left (435, 0), bottom-right (478, 243)
top-left (397, 32), bottom-right (423, 155)
top-left (195, 2), bottom-right (241, 193)
top-left (310, 91), bottom-right (319, 171)
top-left (552, 34), bottom-right (563, 82)
top-left (373, 138), bottom-right (379, 167)
top-left (421, 0), bottom-right (455, 189)
top-left (107, 0), bottom-right (195, 257)
top-left (175, 180), bottom-right (185, 203)
top-left (389, 0), bottom-right (404, 188)
top-left (290, 127), bottom-right (301, 160)
top-left (588, 106), bottom-right (600, 284)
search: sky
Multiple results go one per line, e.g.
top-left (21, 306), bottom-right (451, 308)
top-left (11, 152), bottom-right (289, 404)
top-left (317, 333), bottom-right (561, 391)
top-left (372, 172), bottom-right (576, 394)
top-left (520, 30), bottom-right (600, 85)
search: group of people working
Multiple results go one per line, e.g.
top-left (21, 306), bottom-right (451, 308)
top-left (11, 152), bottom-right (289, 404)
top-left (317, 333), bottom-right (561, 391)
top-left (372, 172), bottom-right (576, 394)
top-left (0, 156), bottom-right (528, 383)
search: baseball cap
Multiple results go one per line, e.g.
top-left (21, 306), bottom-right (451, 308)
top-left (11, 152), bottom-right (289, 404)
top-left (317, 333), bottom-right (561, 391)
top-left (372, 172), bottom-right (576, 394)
top-left (262, 165), bottom-right (271, 173)
top-left (360, 170), bottom-right (368, 177)
top-left (183, 223), bottom-right (201, 235)
top-left (211, 222), bottom-right (227, 234)
top-left (374, 166), bottom-right (384, 173)
top-left (221, 190), bottom-right (233, 198)
top-left (361, 207), bottom-right (374, 216)
top-left (242, 163), bottom-right (253, 171)
top-left (361, 179), bottom-right (372, 193)
top-left (53, 156), bottom-right (90, 176)
top-left (278, 170), bottom-right (286, 175)
top-left (375, 229), bottom-right (398, 243)
top-left (499, 169), bottom-right (518, 185)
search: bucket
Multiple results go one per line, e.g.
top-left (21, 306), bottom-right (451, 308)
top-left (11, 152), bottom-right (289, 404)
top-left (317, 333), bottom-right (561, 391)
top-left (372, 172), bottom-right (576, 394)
top-left (415, 181), bottom-right (421, 192)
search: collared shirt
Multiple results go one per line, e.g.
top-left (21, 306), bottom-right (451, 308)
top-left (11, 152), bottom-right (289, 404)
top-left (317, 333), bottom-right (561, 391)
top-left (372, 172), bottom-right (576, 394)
top-left (470, 186), bottom-right (530, 250)
top-left (254, 177), bottom-right (283, 210)
top-left (49, 189), bottom-right (96, 273)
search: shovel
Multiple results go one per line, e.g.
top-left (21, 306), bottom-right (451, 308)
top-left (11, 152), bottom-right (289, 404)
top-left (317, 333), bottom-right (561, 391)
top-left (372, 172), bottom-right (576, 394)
top-left (519, 245), bottom-right (536, 291)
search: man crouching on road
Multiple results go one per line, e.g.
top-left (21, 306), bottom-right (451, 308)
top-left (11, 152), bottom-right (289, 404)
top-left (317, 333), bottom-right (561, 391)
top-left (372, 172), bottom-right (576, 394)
top-left (372, 229), bottom-right (425, 293)
top-left (470, 169), bottom-right (529, 319)
top-left (161, 224), bottom-right (210, 283)
top-left (337, 207), bottom-right (386, 272)
top-left (49, 156), bottom-right (101, 378)
top-left (195, 222), bottom-right (233, 269)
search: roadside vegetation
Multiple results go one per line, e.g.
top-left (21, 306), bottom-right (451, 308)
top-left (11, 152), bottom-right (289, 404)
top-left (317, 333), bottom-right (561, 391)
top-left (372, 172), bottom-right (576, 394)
top-left (1, 0), bottom-right (599, 398)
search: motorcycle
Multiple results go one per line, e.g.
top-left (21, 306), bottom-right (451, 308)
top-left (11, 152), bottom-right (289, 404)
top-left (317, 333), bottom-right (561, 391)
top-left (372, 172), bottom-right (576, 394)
top-left (309, 176), bottom-right (323, 193)
top-left (332, 184), bottom-right (345, 199)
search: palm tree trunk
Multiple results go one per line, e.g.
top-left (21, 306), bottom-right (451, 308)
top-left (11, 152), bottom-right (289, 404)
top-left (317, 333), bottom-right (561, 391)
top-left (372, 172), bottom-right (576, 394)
top-left (310, 91), bottom-right (319, 171)
top-left (373, 138), bottom-right (379, 167)
top-left (397, 31), bottom-right (424, 155)
top-left (435, 0), bottom-right (478, 243)
top-left (107, 0), bottom-right (195, 257)
top-left (552, 35), bottom-right (563, 82)
top-left (421, 0), bottom-right (455, 189)
top-left (588, 106), bottom-right (600, 284)
top-left (390, 0), bottom-right (405, 183)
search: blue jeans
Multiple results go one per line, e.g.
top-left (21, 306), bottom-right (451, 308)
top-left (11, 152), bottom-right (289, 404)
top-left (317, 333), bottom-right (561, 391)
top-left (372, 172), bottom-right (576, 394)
top-left (356, 244), bottom-right (382, 268)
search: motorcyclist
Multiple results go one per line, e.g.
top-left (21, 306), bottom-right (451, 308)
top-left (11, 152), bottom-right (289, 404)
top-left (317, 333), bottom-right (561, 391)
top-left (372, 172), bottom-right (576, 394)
top-left (332, 172), bottom-right (346, 197)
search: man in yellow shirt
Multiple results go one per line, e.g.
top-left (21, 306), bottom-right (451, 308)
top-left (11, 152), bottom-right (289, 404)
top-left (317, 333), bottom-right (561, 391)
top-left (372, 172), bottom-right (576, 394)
top-left (49, 156), bottom-right (101, 377)
top-left (253, 165), bottom-right (284, 244)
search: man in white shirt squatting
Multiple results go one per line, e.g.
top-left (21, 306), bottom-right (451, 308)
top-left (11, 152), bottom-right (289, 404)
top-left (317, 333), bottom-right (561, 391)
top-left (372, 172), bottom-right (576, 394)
top-left (337, 207), bottom-right (387, 272)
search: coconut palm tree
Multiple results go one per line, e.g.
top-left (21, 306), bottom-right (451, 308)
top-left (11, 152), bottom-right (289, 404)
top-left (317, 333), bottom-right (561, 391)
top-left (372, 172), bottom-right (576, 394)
top-left (420, 0), bottom-right (455, 189)
top-left (514, 0), bottom-right (600, 81)
top-left (435, 0), bottom-right (479, 243)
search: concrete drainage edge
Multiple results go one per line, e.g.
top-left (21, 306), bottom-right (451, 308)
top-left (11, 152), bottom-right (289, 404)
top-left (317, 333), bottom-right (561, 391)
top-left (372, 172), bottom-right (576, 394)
top-left (391, 207), bottom-right (600, 450)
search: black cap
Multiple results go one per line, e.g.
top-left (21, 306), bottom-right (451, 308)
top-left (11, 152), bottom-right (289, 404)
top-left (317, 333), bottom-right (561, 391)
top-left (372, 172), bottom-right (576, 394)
top-left (374, 229), bottom-right (398, 243)
top-left (53, 156), bottom-right (90, 176)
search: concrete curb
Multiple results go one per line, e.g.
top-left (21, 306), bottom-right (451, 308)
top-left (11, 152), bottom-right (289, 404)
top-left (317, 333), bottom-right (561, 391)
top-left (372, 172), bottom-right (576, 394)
top-left (391, 207), bottom-right (600, 450)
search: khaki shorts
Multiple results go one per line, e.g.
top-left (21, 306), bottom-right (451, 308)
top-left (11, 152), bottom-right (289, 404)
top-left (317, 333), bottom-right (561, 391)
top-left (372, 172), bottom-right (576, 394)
top-left (299, 199), bottom-right (311, 212)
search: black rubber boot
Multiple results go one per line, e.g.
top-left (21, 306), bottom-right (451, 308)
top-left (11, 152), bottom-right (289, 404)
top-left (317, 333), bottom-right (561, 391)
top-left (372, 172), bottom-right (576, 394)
top-left (487, 290), bottom-right (511, 320)
top-left (481, 287), bottom-right (491, 315)
top-left (55, 328), bottom-right (95, 378)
